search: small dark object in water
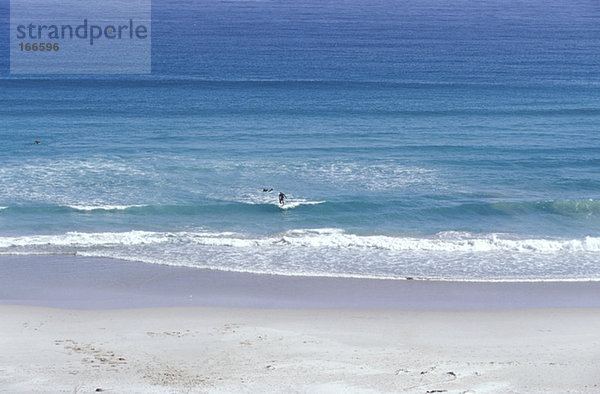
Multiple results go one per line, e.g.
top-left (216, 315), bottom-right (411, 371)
top-left (34, 140), bottom-right (40, 144)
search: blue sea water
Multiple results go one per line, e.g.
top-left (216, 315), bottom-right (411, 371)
top-left (1, 0), bottom-right (600, 280)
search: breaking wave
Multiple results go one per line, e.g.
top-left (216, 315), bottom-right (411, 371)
top-left (1, 229), bottom-right (599, 253)
top-left (1, 229), bottom-right (600, 281)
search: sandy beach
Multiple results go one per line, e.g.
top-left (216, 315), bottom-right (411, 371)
top-left (4, 0), bottom-right (600, 391)
top-left (0, 256), bottom-right (599, 393)
top-left (2, 306), bottom-right (600, 393)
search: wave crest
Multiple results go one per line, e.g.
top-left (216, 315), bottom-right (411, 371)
top-left (66, 204), bottom-right (148, 211)
top-left (1, 229), bottom-right (599, 253)
top-left (2, 229), bottom-right (600, 281)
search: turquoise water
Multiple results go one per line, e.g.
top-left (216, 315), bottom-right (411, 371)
top-left (1, 0), bottom-right (600, 280)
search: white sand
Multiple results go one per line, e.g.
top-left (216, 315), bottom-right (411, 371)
top-left (2, 256), bottom-right (600, 392)
top-left (1, 305), bottom-right (600, 393)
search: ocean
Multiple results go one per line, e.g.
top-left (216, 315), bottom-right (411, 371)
top-left (1, 0), bottom-right (600, 281)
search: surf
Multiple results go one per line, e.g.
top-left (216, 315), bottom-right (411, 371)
top-left (2, 228), bottom-right (600, 253)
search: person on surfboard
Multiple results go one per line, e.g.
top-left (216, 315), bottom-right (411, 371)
top-left (278, 192), bottom-right (286, 205)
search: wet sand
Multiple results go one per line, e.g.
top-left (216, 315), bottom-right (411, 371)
top-left (1, 255), bottom-right (600, 392)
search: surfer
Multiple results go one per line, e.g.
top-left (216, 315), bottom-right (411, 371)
top-left (278, 192), bottom-right (286, 205)
top-left (262, 188), bottom-right (273, 192)
top-left (34, 140), bottom-right (40, 144)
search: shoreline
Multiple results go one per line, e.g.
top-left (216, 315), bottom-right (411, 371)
top-left (2, 255), bottom-right (600, 392)
top-left (2, 254), bottom-right (600, 309)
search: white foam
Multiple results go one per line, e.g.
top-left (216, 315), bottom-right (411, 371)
top-left (0, 230), bottom-right (167, 248)
top-left (278, 200), bottom-right (326, 209)
top-left (2, 229), bottom-right (600, 281)
top-left (287, 228), bottom-right (344, 235)
top-left (0, 157), bottom-right (162, 206)
top-left (67, 204), bottom-right (147, 211)
top-left (1, 229), bottom-right (599, 253)
top-left (224, 191), bottom-right (325, 209)
top-left (69, 250), bottom-right (600, 283)
top-left (295, 230), bottom-right (600, 253)
top-left (288, 161), bottom-right (439, 191)
top-left (0, 206), bottom-right (7, 211)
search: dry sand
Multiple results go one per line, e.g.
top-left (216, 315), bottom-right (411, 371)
top-left (1, 306), bottom-right (600, 393)
top-left (1, 256), bottom-right (600, 393)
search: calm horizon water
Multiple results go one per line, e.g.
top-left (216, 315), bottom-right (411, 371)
top-left (1, 0), bottom-right (600, 280)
